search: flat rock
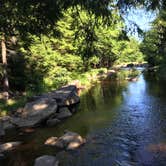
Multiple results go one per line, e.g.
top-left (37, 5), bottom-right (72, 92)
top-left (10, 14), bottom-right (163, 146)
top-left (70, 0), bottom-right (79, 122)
top-left (11, 98), bottom-right (57, 128)
top-left (0, 142), bottom-right (22, 153)
top-left (22, 98), bottom-right (57, 117)
top-left (56, 108), bottom-right (72, 120)
top-left (34, 155), bottom-right (59, 166)
top-left (46, 118), bottom-right (61, 127)
top-left (11, 116), bottom-right (43, 128)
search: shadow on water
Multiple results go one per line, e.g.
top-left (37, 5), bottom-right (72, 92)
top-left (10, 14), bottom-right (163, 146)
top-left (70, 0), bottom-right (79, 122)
top-left (1, 70), bottom-right (166, 166)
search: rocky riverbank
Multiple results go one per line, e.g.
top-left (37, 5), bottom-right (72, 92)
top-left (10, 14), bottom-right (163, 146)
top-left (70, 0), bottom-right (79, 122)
top-left (0, 85), bottom-right (80, 136)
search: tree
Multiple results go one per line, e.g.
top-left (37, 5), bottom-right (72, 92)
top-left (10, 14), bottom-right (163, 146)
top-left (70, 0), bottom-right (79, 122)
top-left (1, 0), bottom-right (165, 98)
top-left (141, 7), bottom-right (166, 66)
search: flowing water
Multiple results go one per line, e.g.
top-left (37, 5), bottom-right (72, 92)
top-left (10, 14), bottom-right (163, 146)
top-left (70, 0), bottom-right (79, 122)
top-left (2, 70), bottom-right (166, 166)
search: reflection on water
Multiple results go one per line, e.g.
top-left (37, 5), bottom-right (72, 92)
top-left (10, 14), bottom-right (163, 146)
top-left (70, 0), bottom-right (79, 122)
top-left (2, 72), bottom-right (166, 166)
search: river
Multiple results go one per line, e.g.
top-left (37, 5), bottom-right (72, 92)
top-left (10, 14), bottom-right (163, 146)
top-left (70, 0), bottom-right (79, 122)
top-left (2, 70), bottom-right (166, 166)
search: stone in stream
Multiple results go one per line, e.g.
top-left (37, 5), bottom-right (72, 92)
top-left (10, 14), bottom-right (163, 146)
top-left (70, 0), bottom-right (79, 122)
top-left (34, 155), bottom-right (59, 166)
top-left (45, 131), bottom-right (86, 150)
top-left (0, 142), bottom-right (22, 153)
top-left (56, 107), bottom-right (72, 120)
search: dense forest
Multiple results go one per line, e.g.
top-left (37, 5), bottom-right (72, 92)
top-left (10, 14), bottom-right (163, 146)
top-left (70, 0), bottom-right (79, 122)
top-left (0, 1), bottom-right (144, 98)
top-left (1, 0), bottom-right (166, 109)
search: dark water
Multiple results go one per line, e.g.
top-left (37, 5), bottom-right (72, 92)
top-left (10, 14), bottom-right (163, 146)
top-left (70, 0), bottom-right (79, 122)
top-left (2, 71), bottom-right (166, 166)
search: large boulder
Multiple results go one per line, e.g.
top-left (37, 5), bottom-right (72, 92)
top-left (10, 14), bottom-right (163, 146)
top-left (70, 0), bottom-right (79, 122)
top-left (11, 98), bottom-right (57, 128)
top-left (0, 142), bottom-right (22, 153)
top-left (29, 85), bottom-right (80, 107)
top-left (45, 131), bottom-right (86, 150)
top-left (34, 155), bottom-right (59, 166)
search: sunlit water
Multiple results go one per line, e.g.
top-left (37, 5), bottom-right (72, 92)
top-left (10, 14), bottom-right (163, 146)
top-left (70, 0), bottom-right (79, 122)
top-left (1, 71), bottom-right (166, 166)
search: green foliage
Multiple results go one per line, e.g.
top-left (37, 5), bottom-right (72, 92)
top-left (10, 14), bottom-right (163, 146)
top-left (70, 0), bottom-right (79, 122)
top-left (141, 8), bottom-right (166, 67)
top-left (116, 38), bottom-right (144, 64)
top-left (1, 5), bottom-right (144, 96)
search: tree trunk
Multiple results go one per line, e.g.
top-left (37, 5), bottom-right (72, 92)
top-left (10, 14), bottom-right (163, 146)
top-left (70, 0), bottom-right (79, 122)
top-left (1, 34), bottom-right (9, 100)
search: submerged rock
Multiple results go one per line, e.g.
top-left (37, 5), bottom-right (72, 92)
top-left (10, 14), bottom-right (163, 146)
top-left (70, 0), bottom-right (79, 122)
top-left (0, 142), bottom-right (22, 153)
top-left (34, 155), bottom-right (59, 166)
top-left (45, 131), bottom-right (86, 150)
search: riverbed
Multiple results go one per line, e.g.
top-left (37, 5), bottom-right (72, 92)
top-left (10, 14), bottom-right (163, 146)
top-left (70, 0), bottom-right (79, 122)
top-left (1, 70), bottom-right (166, 166)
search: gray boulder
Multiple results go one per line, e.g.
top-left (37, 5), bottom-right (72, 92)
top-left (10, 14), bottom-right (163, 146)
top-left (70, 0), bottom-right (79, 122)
top-left (34, 155), bottom-right (59, 166)
top-left (56, 107), bottom-right (72, 120)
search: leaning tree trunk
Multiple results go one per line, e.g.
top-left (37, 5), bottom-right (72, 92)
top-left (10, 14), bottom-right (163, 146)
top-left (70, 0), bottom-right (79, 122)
top-left (1, 34), bottom-right (9, 100)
